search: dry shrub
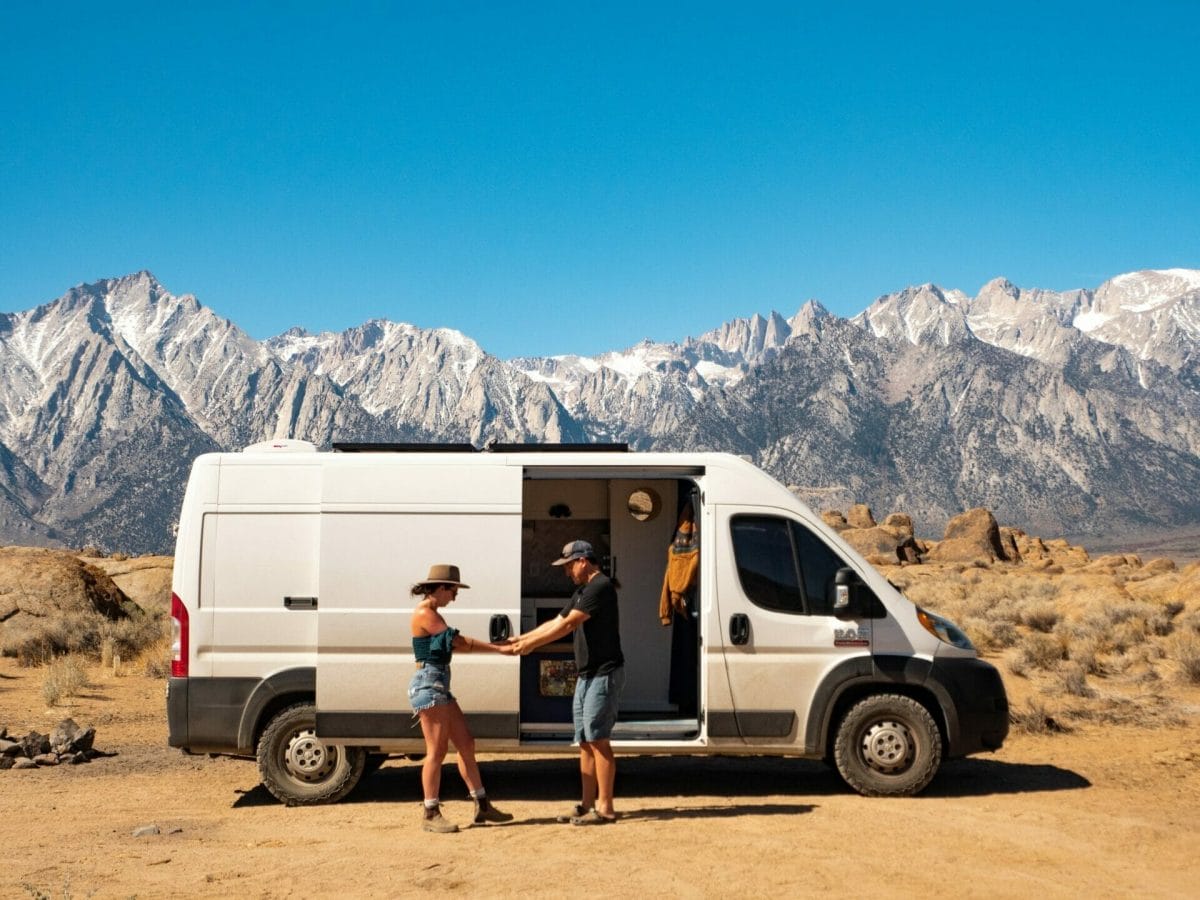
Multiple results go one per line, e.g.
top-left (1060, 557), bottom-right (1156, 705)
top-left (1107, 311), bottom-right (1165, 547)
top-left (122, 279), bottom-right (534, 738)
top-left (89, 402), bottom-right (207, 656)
top-left (1057, 662), bottom-right (1094, 698)
top-left (1019, 602), bottom-right (1059, 633)
top-left (99, 606), bottom-right (168, 661)
top-left (901, 574), bottom-right (967, 613)
top-left (41, 655), bottom-right (89, 706)
top-left (962, 616), bottom-right (1019, 652)
top-left (1172, 633), bottom-right (1200, 684)
top-left (1066, 635), bottom-right (1107, 675)
top-left (2, 601), bottom-right (166, 669)
top-left (1009, 699), bottom-right (1068, 734)
top-left (1110, 619), bottom-right (1149, 653)
top-left (1010, 632), bottom-right (1066, 674)
top-left (2, 609), bottom-right (102, 664)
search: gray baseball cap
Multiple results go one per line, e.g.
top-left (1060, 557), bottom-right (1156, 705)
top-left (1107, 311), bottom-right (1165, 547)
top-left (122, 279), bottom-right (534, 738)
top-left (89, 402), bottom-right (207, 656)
top-left (552, 539), bottom-right (594, 566)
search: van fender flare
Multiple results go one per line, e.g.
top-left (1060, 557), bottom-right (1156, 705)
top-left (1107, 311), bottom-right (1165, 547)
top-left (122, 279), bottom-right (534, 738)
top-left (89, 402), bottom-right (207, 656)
top-left (236, 667), bottom-right (317, 753)
top-left (804, 655), bottom-right (959, 756)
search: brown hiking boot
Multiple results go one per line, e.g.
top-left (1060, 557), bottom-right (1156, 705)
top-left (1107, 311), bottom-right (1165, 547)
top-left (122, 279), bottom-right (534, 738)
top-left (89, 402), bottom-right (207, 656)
top-left (422, 805), bottom-right (459, 833)
top-left (473, 797), bottom-right (514, 825)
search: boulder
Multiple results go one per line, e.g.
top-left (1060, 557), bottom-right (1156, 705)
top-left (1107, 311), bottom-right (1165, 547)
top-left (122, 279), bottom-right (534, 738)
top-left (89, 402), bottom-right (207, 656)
top-left (821, 510), bottom-right (848, 530)
top-left (19, 731), bottom-right (50, 758)
top-left (0, 547), bottom-right (139, 657)
top-left (924, 508), bottom-right (1008, 565)
top-left (841, 526), bottom-right (921, 565)
top-left (846, 504), bottom-right (876, 529)
top-left (68, 726), bottom-right (96, 755)
top-left (50, 718), bottom-right (82, 754)
top-left (1143, 558), bottom-right (1177, 574)
top-left (78, 554), bottom-right (173, 611)
top-left (882, 513), bottom-right (914, 537)
top-left (998, 527), bottom-right (1023, 563)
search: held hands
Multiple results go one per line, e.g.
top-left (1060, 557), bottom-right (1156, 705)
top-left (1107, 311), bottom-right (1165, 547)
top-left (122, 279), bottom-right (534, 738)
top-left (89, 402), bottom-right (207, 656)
top-left (498, 636), bottom-right (531, 656)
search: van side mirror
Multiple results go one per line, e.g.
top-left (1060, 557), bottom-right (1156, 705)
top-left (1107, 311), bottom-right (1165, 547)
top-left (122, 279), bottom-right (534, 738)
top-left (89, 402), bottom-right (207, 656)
top-left (833, 567), bottom-right (856, 611)
top-left (832, 567), bottom-right (881, 619)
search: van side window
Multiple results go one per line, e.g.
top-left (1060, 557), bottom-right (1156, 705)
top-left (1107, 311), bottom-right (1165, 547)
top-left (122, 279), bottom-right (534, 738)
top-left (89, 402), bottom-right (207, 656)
top-left (729, 515), bottom-right (803, 613)
top-left (789, 522), bottom-right (847, 616)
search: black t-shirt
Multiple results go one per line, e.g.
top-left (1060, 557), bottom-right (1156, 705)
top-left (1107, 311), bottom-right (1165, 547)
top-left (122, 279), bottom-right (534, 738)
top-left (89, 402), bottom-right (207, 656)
top-left (560, 573), bottom-right (624, 677)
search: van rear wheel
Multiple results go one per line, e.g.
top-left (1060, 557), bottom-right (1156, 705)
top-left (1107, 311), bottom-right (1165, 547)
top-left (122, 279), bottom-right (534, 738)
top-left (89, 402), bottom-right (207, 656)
top-left (257, 702), bottom-right (366, 805)
top-left (833, 694), bottom-right (942, 797)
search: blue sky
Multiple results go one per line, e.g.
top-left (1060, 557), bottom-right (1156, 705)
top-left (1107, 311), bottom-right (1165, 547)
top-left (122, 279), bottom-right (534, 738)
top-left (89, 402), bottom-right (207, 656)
top-left (2, 2), bottom-right (1197, 358)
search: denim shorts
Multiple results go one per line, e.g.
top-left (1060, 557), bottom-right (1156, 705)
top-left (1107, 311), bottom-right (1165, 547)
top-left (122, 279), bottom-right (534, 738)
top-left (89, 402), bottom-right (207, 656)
top-left (572, 667), bottom-right (625, 743)
top-left (408, 663), bottom-right (455, 713)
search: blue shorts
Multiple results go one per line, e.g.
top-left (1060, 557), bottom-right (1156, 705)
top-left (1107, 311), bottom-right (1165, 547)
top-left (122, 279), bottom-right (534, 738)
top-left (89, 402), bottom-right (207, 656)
top-left (572, 667), bottom-right (625, 743)
top-left (408, 663), bottom-right (455, 713)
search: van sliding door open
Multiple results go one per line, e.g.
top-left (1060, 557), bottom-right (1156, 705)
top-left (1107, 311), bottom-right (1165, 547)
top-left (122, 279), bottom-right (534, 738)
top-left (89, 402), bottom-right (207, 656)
top-left (519, 466), bottom-right (705, 745)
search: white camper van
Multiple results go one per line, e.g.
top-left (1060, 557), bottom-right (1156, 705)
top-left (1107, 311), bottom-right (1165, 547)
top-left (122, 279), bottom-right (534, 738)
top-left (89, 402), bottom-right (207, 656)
top-left (167, 441), bottom-right (1008, 804)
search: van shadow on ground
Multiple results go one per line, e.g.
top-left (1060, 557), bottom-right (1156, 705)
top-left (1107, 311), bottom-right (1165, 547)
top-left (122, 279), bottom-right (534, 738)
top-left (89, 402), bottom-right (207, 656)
top-left (231, 753), bottom-right (1089, 810)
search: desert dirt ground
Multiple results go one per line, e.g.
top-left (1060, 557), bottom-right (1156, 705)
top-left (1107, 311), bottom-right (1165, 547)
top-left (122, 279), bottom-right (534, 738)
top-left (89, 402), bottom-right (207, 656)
top-left (2, 657), bottom-right (1198, 900)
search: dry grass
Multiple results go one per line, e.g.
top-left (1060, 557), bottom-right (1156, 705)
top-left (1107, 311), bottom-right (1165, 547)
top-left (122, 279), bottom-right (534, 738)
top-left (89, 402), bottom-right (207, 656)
top-left (1173, 634), bottom-right (1200, 684)
top-left (889, 555), bottom-right (1200, 733)
top-left (2, 605), bottom-right (168, 668)
top-left (41, 655), bottom-right (90, 706)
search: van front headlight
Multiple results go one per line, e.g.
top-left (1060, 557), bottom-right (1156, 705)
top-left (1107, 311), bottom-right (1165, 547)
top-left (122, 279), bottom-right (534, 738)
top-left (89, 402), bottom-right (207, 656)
top-left (916, 607), bottom-right (975, 651)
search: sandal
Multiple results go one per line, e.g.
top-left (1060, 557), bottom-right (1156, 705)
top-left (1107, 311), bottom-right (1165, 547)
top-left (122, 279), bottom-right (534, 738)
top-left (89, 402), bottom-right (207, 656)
top-left (556, 803), bottom-right (588, 824)
top-left (570, 809), bottom-right (617, 826)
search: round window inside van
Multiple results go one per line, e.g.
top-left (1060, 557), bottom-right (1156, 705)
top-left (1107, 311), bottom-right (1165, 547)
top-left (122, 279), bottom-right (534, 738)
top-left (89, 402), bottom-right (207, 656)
top-left (627, 487), bottom-right (661, 522)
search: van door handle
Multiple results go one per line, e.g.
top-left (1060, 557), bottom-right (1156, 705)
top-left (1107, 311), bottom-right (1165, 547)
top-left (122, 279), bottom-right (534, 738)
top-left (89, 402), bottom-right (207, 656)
top-left (284, 596), bottom-right (318, 610)
top-left (729, 613), bottom-right (750, 645)
top-left (489, 615), bottom-right (511, 642)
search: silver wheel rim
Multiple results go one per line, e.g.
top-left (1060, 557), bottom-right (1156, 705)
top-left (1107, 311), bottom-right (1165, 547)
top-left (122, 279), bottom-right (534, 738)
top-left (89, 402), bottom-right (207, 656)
top-left (283, 726), bottom-right (338, 784)
top-left (860, 718), bottom-right (915, 774)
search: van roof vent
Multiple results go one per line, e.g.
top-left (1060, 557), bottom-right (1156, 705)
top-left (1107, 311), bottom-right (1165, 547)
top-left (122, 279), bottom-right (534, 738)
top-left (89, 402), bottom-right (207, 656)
top-left (243, 439), bottom-right (318, 453)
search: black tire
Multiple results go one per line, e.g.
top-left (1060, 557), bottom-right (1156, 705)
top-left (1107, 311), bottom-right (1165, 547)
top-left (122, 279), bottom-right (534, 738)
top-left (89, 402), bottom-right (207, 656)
top-left (256, 702), bottom-right (366, 805)
top-left (833, 694), bottom-right (942, 797)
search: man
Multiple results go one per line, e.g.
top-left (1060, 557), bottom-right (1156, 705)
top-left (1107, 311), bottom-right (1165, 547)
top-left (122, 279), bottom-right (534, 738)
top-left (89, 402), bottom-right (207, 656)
top-left (509, 539), bottom-right (624, 824)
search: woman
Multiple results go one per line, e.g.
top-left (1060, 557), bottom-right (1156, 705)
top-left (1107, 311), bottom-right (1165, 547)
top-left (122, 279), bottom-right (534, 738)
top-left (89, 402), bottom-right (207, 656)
top-left (408, 564), bottom-right (513, 833)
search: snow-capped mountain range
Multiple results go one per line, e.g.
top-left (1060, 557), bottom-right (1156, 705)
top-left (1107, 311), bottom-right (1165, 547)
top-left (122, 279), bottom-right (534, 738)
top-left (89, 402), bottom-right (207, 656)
top-left (1, 268), bottom-right (1197, 553)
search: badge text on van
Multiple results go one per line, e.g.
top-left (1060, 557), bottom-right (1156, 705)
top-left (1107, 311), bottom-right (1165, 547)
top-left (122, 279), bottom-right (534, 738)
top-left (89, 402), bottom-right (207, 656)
top-left (834, 625), bottom-right (870, 648)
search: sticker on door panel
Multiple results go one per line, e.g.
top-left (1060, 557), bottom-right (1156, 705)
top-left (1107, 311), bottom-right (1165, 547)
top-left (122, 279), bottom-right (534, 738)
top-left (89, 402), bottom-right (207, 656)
top-left (834, 625), bottom-right (871, 648)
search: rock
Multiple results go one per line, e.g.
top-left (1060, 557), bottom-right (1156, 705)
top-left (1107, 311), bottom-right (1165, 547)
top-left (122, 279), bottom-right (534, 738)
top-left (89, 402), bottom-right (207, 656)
top-left (821, 509), bottom-right (848, 530)
top-left (882, 513), bottom-right (914, 537)
top-left (847, 504), bottom-right (876, 529)
top-left (0, 549), bottom-right (139, 658)
top-left (19, 731), bottom-right (50, 758)
top-left (32, 753), bottom-right (59, 766)
top-left (133, 825), bottom-right (161, 838)
top-left (50, 718), bottom-right (81, 754)
top-left (0, 755), bottom-right (13, 770)
top-left (11, 757), bottom-right (37, 769)
top-left (998, 527), bottom-right (1023, 563)
top-left (924, 508), bottom-right (1008, 564)
top-left (1144, 557), bottom-right (1177, 574)
top-left (841, 526), bottom-right (920, 565)
top-left (67, 726), bottom-right (96, 754)
top-left (0, 738), bottom-right (23, 757)
top-left (1089, 553), bottom-right (1142, 570)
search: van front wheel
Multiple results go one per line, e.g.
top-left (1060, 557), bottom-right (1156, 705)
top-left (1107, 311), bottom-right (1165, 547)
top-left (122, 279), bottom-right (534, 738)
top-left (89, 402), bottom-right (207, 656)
top-left (833, 694), bottom-right (942, 797)
top-left (257, 702), bottom-right (366, 805)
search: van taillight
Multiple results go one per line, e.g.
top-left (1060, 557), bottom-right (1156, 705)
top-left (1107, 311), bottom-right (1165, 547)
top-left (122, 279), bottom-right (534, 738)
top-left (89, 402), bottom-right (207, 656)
top-left (170, 592), bottom-right (189, 678)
